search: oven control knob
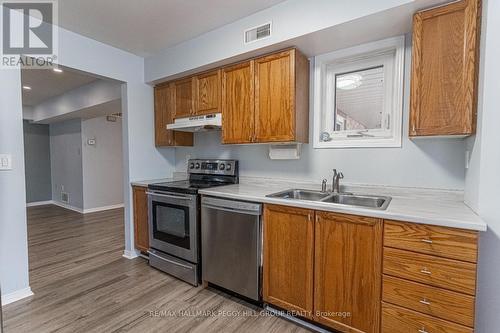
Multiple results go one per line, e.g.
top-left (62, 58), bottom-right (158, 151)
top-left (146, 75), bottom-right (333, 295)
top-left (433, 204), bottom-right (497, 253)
top-left (189, 163), bottom-right (195, 169)
top-left (195, 163), bottom-right (200, 169)
top-left (219, 163), bottom-right (225, 170)
top-left (226, 164), bottom-right (232, 171)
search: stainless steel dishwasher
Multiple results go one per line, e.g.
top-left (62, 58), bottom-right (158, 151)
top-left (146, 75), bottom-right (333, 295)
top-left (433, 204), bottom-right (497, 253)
top-left (201, 196), bottom-right (262, 301)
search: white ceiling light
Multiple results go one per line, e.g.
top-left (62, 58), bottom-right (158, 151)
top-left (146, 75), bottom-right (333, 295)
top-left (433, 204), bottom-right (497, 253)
top-left (53, 68), bottom-right (63, 73)
top-left (22, 86), bottom-right (32, 90)
top-left (336, 74), bottom-right (362, 90)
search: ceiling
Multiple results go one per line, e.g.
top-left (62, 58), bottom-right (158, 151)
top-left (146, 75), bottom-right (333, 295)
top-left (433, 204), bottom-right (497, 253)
top-left (21, 67), bottom-right (98, 106)
top-left (57, 0), bottom-right (287, 57)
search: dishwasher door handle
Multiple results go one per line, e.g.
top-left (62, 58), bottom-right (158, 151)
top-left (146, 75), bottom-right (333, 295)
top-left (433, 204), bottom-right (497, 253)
top-left (202, 203), bottom-right (261, 216)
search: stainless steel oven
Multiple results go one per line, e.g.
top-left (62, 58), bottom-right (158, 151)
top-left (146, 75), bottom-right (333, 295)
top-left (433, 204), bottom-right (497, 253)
top-left (146, 159), bottom-right (239, 286)
top-left (147, 190), bottom-right (199, 285)
top-left (147, 190), bottom-right (198, 262)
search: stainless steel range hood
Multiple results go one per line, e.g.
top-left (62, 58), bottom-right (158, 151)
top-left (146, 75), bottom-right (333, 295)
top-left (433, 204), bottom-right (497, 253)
top-left (167, 114), bottom-right (221, 132)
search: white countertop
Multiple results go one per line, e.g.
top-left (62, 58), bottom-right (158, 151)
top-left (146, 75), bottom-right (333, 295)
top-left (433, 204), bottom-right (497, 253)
top-left (131, 178), bottom-right (177, 188)
top-left (131, 173), bottom-right (187, 188)
top-left (198, 178), bottom-right (487, 232)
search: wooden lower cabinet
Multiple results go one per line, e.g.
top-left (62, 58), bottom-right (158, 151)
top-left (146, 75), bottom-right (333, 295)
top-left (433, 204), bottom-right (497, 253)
top-left (314, 212), bottom-right (382, 333)
top-left (132, 186), bottom-right (149, 253)
top-left (263, 205), bottom-right (382, 332)
top-left (382, 303), bottom-right (473, 333)
top-left (263, 204), bottom-right (314, 317)
top-left (262, 206), bottom-right (480, 333)
top-left (382, 221), bottom-right (479, 332)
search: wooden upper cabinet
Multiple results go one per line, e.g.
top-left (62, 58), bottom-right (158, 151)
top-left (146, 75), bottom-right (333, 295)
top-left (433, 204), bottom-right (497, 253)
top-left (173, 77), bottom-right (194, 119)
top-left (314, 212), bottom-right (383, 333)
top-left (263, 204), bottom-right (314, 317)
top-left (254, 49), bottom-right (309, 143)
top-left (221, 61), bottom-right (255, 144)
top-left (133, 186), bottom-right (149, 253)
top-left (154, 84), bottom-right (193, 147)
top-left (409, 0), bottom-right (481, 137)
top-left (193, 69), bottom-right (221, 116)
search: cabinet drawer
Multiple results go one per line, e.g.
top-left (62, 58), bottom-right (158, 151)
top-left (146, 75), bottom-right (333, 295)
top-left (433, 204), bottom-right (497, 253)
top-left (384, 220), bottom-right (478, 263)
top-left (383, 275), bottom-right (475, 327)
top-left (383, 247), bottom-right (476, 295)
top-left (382, 302), bottom-right (473, 333)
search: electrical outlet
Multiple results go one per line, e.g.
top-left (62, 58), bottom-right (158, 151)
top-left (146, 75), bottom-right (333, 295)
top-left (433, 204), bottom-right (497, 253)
top-left (0, 154), bottom-right (12, 170)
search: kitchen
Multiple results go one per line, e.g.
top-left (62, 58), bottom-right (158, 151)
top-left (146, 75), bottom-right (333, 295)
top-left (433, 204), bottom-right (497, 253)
top-left (1, 0), bottom-right (499, 332)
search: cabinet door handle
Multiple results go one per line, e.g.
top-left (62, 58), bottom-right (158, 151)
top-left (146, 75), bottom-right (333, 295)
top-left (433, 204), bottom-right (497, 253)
top-left (419, 298), bottom-right (431, 305)
top-left (418, 328), bottom-right (428, 333)
top-left (420, 267), bottom-right (432, 275)
top-left (421, 238), bottom-right (433, 244)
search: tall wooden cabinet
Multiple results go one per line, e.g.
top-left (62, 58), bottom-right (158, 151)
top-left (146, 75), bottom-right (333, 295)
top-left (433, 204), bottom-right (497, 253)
top-left (221, 61), bottom-right (255, 144)
top-left (154, 84), bottom-right (193, 147)
top-left (314, 212), bottom-right (382, 333)
top-left (263, 205), bottom-right (315, 317)
top-left (254, 49), bottom-right (309, 143)
top-left (409, 0), bottom-right (481, 137)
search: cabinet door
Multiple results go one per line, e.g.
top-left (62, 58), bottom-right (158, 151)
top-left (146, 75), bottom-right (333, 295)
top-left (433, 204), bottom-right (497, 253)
top-left (221, 61), bottom-right (255, 144)
top-left (409, 0), bottom-right (480, 136)
top-left (194, 69), bottom-right (221, 116)
top-left (174, 77), bottom-right (194, 119)
top-left (154, 84), bottom-right (193, 147)
top-left (133, 186), bottom-right (149, 253)
top-left (154, 84), bottom-right (173, 146)
top-left (263, 204), bottom-right (314, 317)
top-left (255, 50), bottom-right (295, 142)
top-left (314, 212), bottom-right (382, 333)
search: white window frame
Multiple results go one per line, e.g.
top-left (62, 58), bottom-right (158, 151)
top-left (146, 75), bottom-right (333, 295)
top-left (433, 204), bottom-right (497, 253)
top-left (313, 36), bottom-right (405, 148)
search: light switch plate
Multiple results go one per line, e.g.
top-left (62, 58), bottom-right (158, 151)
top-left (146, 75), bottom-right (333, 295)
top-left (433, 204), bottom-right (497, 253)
top-left (0, 154), bottom-right (12, 170)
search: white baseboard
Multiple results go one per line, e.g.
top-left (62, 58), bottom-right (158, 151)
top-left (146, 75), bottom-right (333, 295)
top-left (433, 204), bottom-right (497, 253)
top-left (51, 201), bottom-right (84, 213)
top-left (26, 200), bottom-right (54, 207)
top-left (123, 249), bottom-right (140, 259)
top-left (1, 287), bottom-right (34, 306)
top-left (83, 203), bottom-right (124, 214)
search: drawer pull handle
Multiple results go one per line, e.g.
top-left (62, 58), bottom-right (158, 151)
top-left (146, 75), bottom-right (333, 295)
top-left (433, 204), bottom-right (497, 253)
top-left (419, 298), bottom-right (431, 305)
top-left (421, 238), bottom-right (433, 244)
top-left (418, 328), bottom-right (428, 333)
top-left (420, 267), bottom-right (432, 275)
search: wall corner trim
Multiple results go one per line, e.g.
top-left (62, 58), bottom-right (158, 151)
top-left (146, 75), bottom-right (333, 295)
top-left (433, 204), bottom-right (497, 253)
top-left (1, 287), bottom-right (34, 306)
top-left (83, 203), bottom-right (124, 214)
top-left (26, 200), bottom-right (54, 207)
top-left (122, 250), bottom-right (139, 259)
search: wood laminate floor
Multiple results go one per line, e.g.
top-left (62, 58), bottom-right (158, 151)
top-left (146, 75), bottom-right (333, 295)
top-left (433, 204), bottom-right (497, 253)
top-left (3, 205), bottom-right (310, 333)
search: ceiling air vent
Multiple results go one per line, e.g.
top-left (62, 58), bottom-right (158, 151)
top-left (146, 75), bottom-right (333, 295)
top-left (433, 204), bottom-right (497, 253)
top-left (244, 22), bottom-right (271, 44)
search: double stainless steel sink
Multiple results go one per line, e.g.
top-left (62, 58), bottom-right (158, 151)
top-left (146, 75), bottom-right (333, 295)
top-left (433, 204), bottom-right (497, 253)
top-left (266, 189), bottom-right (391, 210)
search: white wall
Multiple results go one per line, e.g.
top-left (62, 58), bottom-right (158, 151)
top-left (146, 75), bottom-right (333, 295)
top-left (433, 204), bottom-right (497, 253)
top-left (82, 116), bottom-right (123, 210)
top-left (0, 69), bottom-right (30, 296)
top-left (465, 0), bottom-right (500, 331)
top-left (175, 37), bottom-right (466, 190)
top-left (50, 119), bottom-right (84, 209)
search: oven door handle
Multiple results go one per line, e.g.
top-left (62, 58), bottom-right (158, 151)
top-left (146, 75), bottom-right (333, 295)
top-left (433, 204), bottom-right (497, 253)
top-left (146, 191), bottom-right (192, 201)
